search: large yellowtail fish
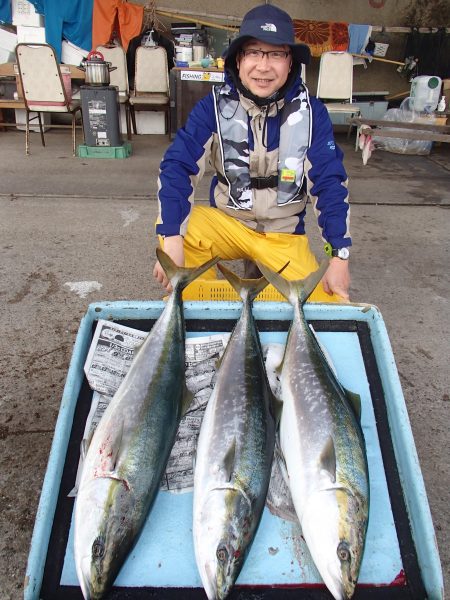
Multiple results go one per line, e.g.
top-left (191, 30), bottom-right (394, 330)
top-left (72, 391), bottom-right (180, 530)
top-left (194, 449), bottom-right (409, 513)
top-left (193, 264), bottom-right (280, 600)
top-left (256, 260), bottom-right (370, 600)
top-left (74, 249), bottom-right (219, 600)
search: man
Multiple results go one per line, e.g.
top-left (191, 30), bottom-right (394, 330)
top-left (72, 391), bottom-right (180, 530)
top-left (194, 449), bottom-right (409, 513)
top-left (153, 4), bottom-right (351, 301)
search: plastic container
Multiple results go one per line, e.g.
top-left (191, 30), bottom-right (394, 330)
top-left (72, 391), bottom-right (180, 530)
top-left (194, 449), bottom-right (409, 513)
top-left (182, 279), bottom-right (285, 302)
top-left (77, 141), bottom-right (132, 159)
top-left (373, 42), bottom-right (389, 57)
top-left (23, 301), bottom-right (444, 599)
top-left (175, 45), bottom-right (193, 63)
top-left (410, 76), bottom-right (442, 113)
top-left (16, 24), bottom-right (46, 44)
top-left (61, 39), bottom-right (88, 66)
top-left (192, 44), bottom-right (206, 61)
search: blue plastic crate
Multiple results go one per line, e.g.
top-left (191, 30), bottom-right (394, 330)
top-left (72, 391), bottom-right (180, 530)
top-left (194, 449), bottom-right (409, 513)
top-left (24, 301), bottom-right (444, 599)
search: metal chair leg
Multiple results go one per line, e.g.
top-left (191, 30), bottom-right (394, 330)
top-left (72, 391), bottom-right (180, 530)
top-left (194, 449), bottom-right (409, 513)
top-left (166, 107), bottom-right (171, 139)
top-left (125, 104), bottom-right (132, 140)
top-left (72, 112), bottom-right (76, 156)
top-left (130, 105), bottom-right (137, 135)
top-left (38, 112), bottom-right (45, 146)
top-left (79, 109), bottom-right (85, 144)
top-left (25, 110), bottom-right (30, 155)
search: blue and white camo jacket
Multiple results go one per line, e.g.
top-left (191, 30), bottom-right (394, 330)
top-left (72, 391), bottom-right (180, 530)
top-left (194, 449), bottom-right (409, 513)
top-left (156, 71), bottom-right (351, 250)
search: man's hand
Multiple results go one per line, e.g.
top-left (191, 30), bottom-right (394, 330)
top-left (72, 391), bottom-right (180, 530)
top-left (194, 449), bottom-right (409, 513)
top-left (152, 235), bottom-right (185, 292)
top-left (322, 257), bottom-right (350, 301)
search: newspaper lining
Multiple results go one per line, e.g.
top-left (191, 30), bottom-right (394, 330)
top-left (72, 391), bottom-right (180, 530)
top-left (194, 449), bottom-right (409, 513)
top-left (71, 319), bottom-right (297, 521)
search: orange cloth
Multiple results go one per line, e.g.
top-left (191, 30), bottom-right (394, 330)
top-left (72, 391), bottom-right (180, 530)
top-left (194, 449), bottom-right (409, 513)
top-left (293, 20), bottom-right (349, 57)
top-left (92, 0), bottom-right (144, 52)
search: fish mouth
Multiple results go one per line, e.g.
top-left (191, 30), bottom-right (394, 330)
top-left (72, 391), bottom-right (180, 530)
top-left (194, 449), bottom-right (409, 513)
top-left (203, 561), bottom-right (219, 600)
top-left (77, 558), bottom-right (92, 600)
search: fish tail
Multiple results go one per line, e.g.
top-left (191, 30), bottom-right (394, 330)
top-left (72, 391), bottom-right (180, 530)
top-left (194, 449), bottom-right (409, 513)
top-left (256, 260), bottom-right (329, 305)
top-left (156, 248), bottom-right (220, 291)
top-left (217, 263), bottom-right (269, 302)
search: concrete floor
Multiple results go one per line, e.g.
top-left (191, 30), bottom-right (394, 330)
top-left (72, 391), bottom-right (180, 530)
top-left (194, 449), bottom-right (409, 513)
top-left (0, 127), bottom-right (449, 599)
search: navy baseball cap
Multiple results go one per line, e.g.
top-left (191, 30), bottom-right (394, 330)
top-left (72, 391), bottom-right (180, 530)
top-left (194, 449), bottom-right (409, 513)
top-left (223, 4), bottom-right (310, 65)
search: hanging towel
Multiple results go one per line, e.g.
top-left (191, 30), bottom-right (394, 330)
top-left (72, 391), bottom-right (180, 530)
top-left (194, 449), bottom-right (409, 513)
top-left (92, 0), bottom-right (144, 52)
top-left (0, 0), bottom-right (12, 23)
top-left (348, 24), bottom-right (372, 54)
top-left (293, 20), bottom-right (349, 57)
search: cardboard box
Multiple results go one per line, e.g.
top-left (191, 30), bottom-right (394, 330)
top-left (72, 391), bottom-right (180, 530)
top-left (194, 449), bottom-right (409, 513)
top-left (12, 0), bottom-right (44, 27)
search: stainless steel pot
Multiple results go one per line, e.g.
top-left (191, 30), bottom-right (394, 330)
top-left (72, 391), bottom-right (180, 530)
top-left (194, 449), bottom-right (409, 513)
top-left (80, 51), bottom-right (116, 86)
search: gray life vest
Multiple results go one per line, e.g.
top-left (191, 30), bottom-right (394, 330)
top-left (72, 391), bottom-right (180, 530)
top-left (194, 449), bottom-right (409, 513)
top-left (213, 83), bottom-right (311, 210)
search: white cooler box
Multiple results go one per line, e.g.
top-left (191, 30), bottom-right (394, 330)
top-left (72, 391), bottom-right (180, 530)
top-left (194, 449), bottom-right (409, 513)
top-left (119, 106), bottom-right (166, 134)
top-left (15, 109), bottom-right (51, 132)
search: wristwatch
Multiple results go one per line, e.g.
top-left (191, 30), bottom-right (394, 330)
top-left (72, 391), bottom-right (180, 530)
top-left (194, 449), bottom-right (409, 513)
top-left (324, 243), bottom-right (350, 260)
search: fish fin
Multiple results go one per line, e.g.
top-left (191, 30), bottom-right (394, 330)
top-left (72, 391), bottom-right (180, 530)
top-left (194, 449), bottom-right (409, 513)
top-left (344, 387), bottom-right (362, 422)
top-left (276, 439), bottom-right (290, 486)
top-left (256, 260), bottom-right (329, 305)
top-left (222, 438), bottom-right (237, 482)
top-left (102, 420), bottom-right (124, 473)
top-left (255, 262), bottom-right (291, 300)
top-left (156, 248), bottom-right (220, 291)
top-left (80, 438), bottom-right (88, 460)
top-left (298, 261), bottom-right (330, 304)
top-left (181, 385), bottom-right (194, 416)
top-left (217, 262), bottom-right (269, 302)
top-left (309, 324), bottom-right (338, 378)
top-left (270, 393), bottom-right (284, 427)
top-left (319, 436), bottom-right (337, 483)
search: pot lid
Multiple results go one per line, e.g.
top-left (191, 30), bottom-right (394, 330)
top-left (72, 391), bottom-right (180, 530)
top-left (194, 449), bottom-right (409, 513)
top-left (84, 50), bottom-right (107, 64)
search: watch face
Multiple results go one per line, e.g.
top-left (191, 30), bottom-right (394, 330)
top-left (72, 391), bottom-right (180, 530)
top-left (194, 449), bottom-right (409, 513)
top-left (338, 247), bottom-right (350, 259)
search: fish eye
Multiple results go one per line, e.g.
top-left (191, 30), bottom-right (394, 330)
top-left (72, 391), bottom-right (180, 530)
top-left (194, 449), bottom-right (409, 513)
top-left (92, 536), bottom-right (105, 559)
top-left (216, 545), bottom-right (229, 563)
top-left (337, 542), bottom-right (350, 562)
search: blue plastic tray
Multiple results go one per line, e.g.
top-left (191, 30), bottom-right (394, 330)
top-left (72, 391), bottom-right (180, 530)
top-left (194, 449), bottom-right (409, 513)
top-left (24, 301), bottom-right (443, 599)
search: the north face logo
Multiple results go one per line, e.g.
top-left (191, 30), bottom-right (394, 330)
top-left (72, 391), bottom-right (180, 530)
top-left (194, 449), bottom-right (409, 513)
top-left (261, 23), bottom-right (277, 32)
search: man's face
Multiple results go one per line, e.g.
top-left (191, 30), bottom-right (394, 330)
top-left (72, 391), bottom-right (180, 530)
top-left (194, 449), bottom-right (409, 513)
top-left (236, 39), bottom-right (292, 98)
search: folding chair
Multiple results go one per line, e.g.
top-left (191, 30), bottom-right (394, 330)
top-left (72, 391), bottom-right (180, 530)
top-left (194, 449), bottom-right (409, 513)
top-left (316, 51), bottom-right (361, 144)
top-left (128, 46), bottom-right (171, 137)
top-left (96, 44), bottom-right (132, 140)
top-left (15, 43), bottom-right (83, 156)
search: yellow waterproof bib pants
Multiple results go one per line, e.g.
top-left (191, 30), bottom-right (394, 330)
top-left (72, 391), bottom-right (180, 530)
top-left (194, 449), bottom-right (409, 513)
top-left (162, 206), bottom-right (340, 303)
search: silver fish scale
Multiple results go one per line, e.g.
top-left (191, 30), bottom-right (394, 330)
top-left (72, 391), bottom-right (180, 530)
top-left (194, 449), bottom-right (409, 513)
top-left (205, 316), bottom-right (273, 495)
top-left (194, 296), bottom-right (276, 599)
top-left (281, 306), bottom-right (368, 506)
top-left (75, 289), bottom-right (189, 599)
